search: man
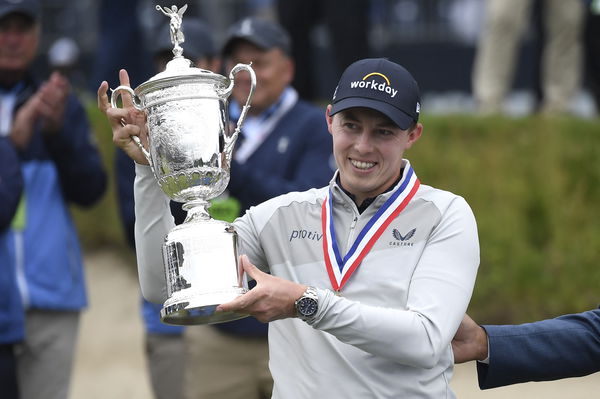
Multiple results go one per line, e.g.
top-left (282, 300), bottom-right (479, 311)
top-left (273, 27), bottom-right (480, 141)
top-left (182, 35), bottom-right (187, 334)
top-left (277, 0), bottom-right (369, 101)
top-left (99, 57), bottom-right (480, 398)
top-left (452, 309), bottom-right (600, 389)
top-left (473, 0), bottom-right (584, 114)
top-left (114, 17), bottom-right (220, 399)
top-left (0, 138), bottom-right (22, 229)
top-left (0, 1), bottom-right (107, 398)
top-left (0, 136), bottom-right (24, 399)
top-left (221, 17), bottom-right (335, 214)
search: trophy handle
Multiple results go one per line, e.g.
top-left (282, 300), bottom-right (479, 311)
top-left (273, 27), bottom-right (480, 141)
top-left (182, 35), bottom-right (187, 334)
top-left (110, 85), bottom-right (152, 165)
top-left (222, 63), bottom-right (256, 161)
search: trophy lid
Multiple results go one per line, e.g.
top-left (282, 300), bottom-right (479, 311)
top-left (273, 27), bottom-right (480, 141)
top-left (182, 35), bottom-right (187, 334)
top-left (148, 55), bottom-right (220, 81)
top-left (136, 55), bottom-right (228, 95)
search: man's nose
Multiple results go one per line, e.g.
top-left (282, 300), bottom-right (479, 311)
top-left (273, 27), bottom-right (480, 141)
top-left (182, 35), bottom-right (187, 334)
top-left (2, 30), bottom-right (23, 45)
top-left (354, 131), bottom-right (373, 153)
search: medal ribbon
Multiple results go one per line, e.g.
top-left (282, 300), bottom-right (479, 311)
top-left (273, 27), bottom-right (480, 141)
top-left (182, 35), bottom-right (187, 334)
top-left (322, 164), bottom-right (420, 291)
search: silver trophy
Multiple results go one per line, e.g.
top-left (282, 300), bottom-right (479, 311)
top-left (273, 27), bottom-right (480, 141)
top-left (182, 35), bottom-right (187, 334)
top-left (110, 4), bottom-right (256, 325)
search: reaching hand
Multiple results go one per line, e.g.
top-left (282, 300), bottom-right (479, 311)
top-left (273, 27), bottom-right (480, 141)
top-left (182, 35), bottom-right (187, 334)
top-left (451, 314), bottom-right (489, 363)
top-left (97, 69), bottom-right (150, 165)
top-left (216, 255), bottom-right (306, 323)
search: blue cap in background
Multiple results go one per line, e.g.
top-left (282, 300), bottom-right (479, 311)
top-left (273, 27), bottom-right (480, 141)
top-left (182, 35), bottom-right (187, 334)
top-left (0, 0), bottom-right (40, 21)
top-left (221, 17), bottom-right (291, 57)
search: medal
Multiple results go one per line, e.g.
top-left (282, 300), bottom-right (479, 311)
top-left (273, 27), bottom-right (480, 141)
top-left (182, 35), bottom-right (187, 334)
top-left (322, 162), bottom-right (420, 292)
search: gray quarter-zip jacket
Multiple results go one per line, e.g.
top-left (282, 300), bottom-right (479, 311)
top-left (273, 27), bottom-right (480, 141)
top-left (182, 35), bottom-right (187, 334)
top-left (133, 159), bottom-right (480, 398)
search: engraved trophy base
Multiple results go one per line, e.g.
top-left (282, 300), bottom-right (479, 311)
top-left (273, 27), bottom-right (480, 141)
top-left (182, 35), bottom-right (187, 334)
top-left (161, 209), bottom-right (248, 325)
top-left (161, 288), bottom-right (248, 325)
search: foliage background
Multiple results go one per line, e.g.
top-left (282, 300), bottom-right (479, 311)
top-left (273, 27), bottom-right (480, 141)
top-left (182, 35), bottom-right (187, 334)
top-left (75, 104), bottom-right (600, 324)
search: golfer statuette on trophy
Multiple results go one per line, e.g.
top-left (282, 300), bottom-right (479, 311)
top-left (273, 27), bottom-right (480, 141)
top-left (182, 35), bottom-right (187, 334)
top-left (110, 4), bottom-right (256, 325)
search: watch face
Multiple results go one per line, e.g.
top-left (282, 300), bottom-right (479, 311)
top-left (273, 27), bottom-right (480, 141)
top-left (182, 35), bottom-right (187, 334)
top-left (298, 297), bottom-right (318, 317)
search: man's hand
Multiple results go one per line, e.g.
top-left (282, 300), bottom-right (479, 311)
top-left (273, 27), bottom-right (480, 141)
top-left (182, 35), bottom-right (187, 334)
top-left (216, 255), bottom-right (306, 323)
top-left (38, 71), bottom-right (70, 135)
top-left (9, 71), bottom-right (70, 150)
top-left (451, 314), bottom-right (489, 363)
top-left (97, 69), bottom-right (149, 165)
top-left (9, 95), bottom-right (38, 150)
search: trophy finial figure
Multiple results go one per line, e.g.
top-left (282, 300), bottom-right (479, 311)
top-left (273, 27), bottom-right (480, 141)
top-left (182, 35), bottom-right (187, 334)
top-left (156, 4), bottom-right (188, 57)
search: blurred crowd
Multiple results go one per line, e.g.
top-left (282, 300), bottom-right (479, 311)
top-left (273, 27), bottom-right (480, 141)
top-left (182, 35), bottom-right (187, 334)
top-left (27, 0), bottom-right (600, 116)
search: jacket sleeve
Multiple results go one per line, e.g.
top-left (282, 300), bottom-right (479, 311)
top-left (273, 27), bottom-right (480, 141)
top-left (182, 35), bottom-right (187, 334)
top-left (308, 196), bottom-right (480, 368)
top-left (115, 149), bottom-right (137, 248)
top-left (133, 163), bottom-right (174, 303)
top-left (45, 94), bottom-right (107, 206)
top-left (477, 306), bottom-right (600, 389)
top-left (0, 137), bottom-right (23, 230)
top-left (227, 106), bottom-right (334, 208)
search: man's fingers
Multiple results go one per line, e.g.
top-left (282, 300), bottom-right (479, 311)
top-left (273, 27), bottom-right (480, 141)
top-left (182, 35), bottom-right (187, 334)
top-left (113, 124), bottom-right (142, 147)
top-left (118, 69), bottom-right (135, 108)
top-left (239, 255), bottom-right (263, 281)
top-left (119, 68), bottom-right (131, 86)
top-left (97, 81), bottom-right (110, 113)
top-left (216, 289), bottom-right (256, 313)
top-left (105, 107), bottom-right (131, 130)
top-left (35, 97), bottom-right (56, 119)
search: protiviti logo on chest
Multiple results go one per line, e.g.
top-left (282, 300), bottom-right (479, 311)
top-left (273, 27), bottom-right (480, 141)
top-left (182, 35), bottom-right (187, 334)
top-left (350, 72), bottom-right (398, 98)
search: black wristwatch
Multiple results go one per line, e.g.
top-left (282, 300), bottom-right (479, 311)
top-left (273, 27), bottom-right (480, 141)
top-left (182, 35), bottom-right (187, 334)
top-left (295, 286), bottom-right (319, 320)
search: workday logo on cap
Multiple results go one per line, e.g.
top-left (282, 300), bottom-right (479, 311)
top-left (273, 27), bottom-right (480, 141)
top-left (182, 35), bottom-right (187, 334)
top-left (330, 58), bottom-right (421, 130)
top-left (350, 72), bottom-right (398, 98)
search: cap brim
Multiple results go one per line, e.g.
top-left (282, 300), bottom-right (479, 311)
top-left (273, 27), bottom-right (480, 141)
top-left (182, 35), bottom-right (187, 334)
top-left (330, 97), bottom-right (415, 130)
top-left (222, 35), bottom-right (272, 56)
top-left (0, 5), bottom-right (39, 21)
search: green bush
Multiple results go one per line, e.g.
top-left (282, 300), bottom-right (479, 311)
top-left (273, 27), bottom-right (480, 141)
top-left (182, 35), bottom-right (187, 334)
top-left (75, 105), bottom-right (600, 324)
top-left (411, 115), bottom-right (600, 323)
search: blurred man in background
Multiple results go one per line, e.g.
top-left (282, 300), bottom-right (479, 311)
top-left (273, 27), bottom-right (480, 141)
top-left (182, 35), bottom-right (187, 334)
top-left (473, 0), bottom-right (584, 115)
top-left (0, 1), bottom-right (107, 398)
top-left (277, 0), bottom-right (369, 101)
top-left (0, 134), bottom-right (25, 399)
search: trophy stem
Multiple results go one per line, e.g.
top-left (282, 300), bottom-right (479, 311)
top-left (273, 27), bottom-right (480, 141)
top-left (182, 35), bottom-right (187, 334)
top-left (182, 199), bottom-right (211, 222)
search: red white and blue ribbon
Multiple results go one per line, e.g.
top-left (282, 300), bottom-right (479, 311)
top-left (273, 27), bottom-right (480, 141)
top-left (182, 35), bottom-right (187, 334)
top-left (321, 163), bottom-right (420, 292)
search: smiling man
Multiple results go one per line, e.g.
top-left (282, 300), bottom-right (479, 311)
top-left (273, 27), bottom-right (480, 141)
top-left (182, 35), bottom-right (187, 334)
top-left (100, 57), bottom-right (480, 398)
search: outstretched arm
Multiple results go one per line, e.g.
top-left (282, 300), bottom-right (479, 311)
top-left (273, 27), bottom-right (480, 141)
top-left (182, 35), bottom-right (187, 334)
top-left (476, 307), bottom-right (600, 389)
top-left (453, 308), bottom-right (600, 389)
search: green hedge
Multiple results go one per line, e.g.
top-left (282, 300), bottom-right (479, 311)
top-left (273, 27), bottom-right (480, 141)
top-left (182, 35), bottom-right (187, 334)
top-left (75, 103), bottom-right (600, 323)
top-left (411, 115), bottom-right (600, 323)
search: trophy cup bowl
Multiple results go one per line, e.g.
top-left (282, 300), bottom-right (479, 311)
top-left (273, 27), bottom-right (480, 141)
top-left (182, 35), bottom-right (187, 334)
top-left (110, 6), bottom-right (256, 325)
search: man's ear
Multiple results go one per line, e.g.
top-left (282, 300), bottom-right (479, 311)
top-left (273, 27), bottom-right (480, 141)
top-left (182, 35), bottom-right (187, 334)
top-left (405, 123), bottom-right (423, 149)
top-left (325, 105), bottom-right (334, 135)
top-left (284, 56), bottom-right (295, 86)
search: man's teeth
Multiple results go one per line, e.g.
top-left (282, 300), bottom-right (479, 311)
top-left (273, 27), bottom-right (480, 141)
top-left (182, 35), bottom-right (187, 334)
top-left (351, 160), bottom-right (375, 169)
